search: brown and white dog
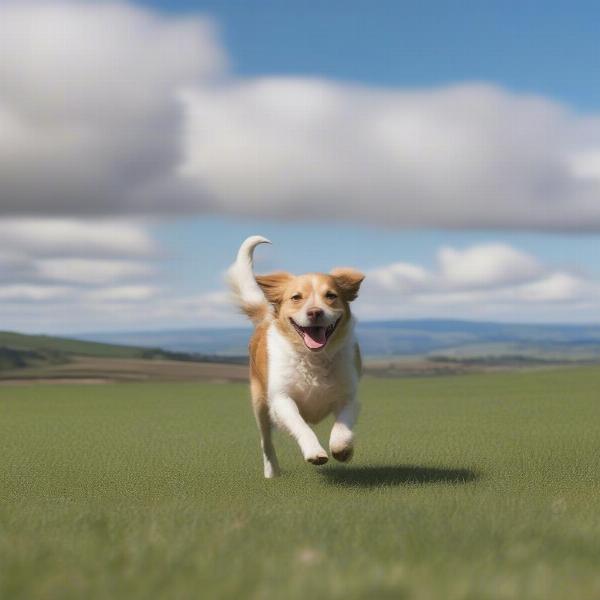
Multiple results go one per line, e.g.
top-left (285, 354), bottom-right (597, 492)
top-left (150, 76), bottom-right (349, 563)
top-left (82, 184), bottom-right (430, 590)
top-left (228, 236), bottom-right (365, 478)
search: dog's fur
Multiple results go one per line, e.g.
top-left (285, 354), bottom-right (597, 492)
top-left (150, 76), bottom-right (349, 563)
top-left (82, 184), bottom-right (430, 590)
top-left (228, 236), bottom-right (365, 478)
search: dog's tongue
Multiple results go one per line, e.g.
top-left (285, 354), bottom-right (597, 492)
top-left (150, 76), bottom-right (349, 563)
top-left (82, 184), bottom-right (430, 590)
top-left (302, 326), bottom-right (327, 349)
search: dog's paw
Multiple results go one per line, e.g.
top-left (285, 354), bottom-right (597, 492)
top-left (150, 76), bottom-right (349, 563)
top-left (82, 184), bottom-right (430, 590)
top-left (329, 424), bottom-right (354, 462)
top-left (332, 446), bottom-right (354, 463)
top-left (305, 450), bottom-right (329, 466)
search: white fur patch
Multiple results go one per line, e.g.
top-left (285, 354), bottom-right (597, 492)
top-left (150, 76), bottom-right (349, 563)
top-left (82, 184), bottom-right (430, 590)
top-left (267, 322), bottom-right (359, 424)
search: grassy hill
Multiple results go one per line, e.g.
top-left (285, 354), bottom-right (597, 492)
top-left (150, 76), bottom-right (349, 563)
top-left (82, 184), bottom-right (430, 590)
top-left (0, 330), bottom-right (168, 361)
top-left (0, 331), bottom-right (249, 382)
top-left (0, 330), bottom-right (236, 374)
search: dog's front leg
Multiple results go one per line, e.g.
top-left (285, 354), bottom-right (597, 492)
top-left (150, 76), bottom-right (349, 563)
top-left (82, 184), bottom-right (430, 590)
top-left (269, 393), bottom-right (328, 465)
top-left (330, 396), bottom-right (359, 462)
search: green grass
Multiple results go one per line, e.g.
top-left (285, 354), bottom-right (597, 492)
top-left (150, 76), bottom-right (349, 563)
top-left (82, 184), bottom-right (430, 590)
top-left (1, 368), bottom-right (600, 599)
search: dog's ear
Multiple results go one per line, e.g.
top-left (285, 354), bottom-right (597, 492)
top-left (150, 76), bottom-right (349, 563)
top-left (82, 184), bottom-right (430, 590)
top-left (330, 268), bottom-right (365, 302)
top-left (256, 272), bottom-right (293, 305)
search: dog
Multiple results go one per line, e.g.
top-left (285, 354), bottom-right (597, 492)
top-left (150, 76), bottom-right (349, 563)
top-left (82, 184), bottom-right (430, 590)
top-left (228, 236), bottom-right (365, 478)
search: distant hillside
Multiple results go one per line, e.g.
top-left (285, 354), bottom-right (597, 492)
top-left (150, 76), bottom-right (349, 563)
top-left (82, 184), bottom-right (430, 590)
top-left (0, 347), bottom-right (65, 371)
top-left (357, 320), bottom-right (600, 360)
top-left (8, 320), bottom-right (600, 382)
top-left (77, 319), bottom-right (600, 361)
top-left (0, 330), bottom-right (228, 373)
top-left (0, 331), bottom-right (170, 359)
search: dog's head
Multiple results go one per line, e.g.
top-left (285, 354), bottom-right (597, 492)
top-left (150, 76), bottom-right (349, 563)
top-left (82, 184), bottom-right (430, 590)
top-left (256, 268), bottom-right (364, 353)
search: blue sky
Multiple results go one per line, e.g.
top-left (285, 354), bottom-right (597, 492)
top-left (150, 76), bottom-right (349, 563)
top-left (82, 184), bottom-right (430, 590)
top-left (142, 0), bottom-right (600, 110)
top-left (148, 0), bottom-right (600, 326)
top-left (2, 0), bottom-right (600, 332)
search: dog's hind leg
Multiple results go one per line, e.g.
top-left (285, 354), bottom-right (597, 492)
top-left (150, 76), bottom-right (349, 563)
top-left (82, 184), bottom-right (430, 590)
top-left (253, 398), bottom-right (280, 479)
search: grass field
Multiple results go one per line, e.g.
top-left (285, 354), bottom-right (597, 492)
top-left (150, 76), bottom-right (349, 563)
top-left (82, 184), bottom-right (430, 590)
top-left (2, 368), bottom-right (600, 599)
top-left (0, 356), bottom-right (249, 385)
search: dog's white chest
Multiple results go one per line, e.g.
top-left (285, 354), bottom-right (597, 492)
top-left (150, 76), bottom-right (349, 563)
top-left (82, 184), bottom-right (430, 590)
top-left (289, 355), bottom-right (338, 422)
top-left (293, 354), bottom-right (333, 393)
top-left (267, 324), bottom-right (355, 424)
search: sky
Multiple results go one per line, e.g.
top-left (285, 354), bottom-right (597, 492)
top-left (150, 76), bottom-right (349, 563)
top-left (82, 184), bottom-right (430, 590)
top-left (2, 0), bottom-right (600, 333)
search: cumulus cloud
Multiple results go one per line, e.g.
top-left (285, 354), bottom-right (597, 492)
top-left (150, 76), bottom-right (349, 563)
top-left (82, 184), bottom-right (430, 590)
top-left (181, 79), bottom-right (600, 230)
top-left (0, 0), bottom-right (224, 215)
top-left (370, 244), bottom-right (546, 293)
top-left (437, 245), bottom-right (543, 289)
top-left (2, 227), bottom-right (600, 331)
top-left (516, 273), bottom-right (584, 303)
top-left (83, 285), bottom-right (159, 302)
top-left (36, 258), bottom-right (154, 285)
top-left (0, 218), bottom-right (158, 289)
top-left (0, 218), bottom-right (158, 258)
top-left (0, 216), bottom-right (166, 329)
top-left (0, 215), bottom-right (240, 331)
top-left (0, 285), bottom-right (72, 302)
top-left (362, 243), bottom-right (600, 321)
top-left (0, 286), bottom-right (240, 333)
top-left (1, 1), bottom-right (600, 231)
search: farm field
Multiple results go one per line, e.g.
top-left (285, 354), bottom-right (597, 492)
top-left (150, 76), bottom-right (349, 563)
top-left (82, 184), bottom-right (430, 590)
top-left (0, 356), bottom-right (249, 385)
top-left (1, 368), bottom-right (600, 599)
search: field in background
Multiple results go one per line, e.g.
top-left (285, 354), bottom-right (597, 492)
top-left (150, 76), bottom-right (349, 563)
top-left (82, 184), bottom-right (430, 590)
top-left (0, 331), bottom-right (246, 384)
top-left (2, 369), bottom-right (600, 599)
top-left (0, 356), bottom-right (249, 385)
top-left (1, 354), bottom-right (559, 385)
top-left (4, 324), bottom-right (600, 385)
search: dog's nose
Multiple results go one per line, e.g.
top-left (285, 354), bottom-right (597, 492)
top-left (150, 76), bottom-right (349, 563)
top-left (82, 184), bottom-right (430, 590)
top-left (306, 307), bottom-right (324, 321)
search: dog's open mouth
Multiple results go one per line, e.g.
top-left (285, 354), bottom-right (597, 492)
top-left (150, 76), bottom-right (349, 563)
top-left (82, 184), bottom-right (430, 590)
top-left (290, 317), bottom-right (341, 351)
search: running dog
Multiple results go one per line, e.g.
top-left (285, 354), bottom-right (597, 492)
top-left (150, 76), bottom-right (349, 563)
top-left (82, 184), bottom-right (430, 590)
top-left (228, 236), bottom-right (364, 478)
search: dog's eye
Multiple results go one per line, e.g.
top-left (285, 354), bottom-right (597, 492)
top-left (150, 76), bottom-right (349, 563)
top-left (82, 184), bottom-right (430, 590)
top-left (325, 291), bottom-right (338, 300)
top-left (291, 293), bottom-right (302, 301)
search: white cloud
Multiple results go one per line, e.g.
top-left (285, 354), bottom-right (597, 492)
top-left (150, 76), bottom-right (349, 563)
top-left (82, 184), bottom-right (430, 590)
top-left (370, 262), bottom-right (430, 293)
top-left (568, 150), bottom-right (600, 181)
top-left (180, 79), bottom-right (600, 230)
top-left (37, 258), bottom-right (154, 285)
top-left (0, 0), bottom-right (224, 215)
top-left (437, 244), bottom-right (543, 288)
top-left (0, 288), bottom-right (242, 333)
top-left (360, 243), bottom-right (600, 322)
top-left (0, 217), bottom-right (161, 312)
top-left (370, 244), bottom-right (546, 295)
top-left (2, 236), bottom-right (600, 332)
top-left (0, 218), bottom-right (159, 289)
top-left (0, 213), bottom-right (240, 331)
top-left (84, 285), bottom-right (159, 302)
top-left (516, 273), bottom-right (584, 303)
top-left (0, 219), bottom-right (157, 258)
top-left (0, 284), bottom-right (72, 302)
top-left (1, 1), bottom-right (600, 231)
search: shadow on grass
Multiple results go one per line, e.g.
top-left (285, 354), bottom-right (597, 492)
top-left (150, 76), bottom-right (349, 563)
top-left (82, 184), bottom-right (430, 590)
top-left (321, 464), bottom-right (479, 487)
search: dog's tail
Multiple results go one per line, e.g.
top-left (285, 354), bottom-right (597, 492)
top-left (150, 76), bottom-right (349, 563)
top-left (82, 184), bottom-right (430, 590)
top-left (227, 235), bottom-right (271, 325)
